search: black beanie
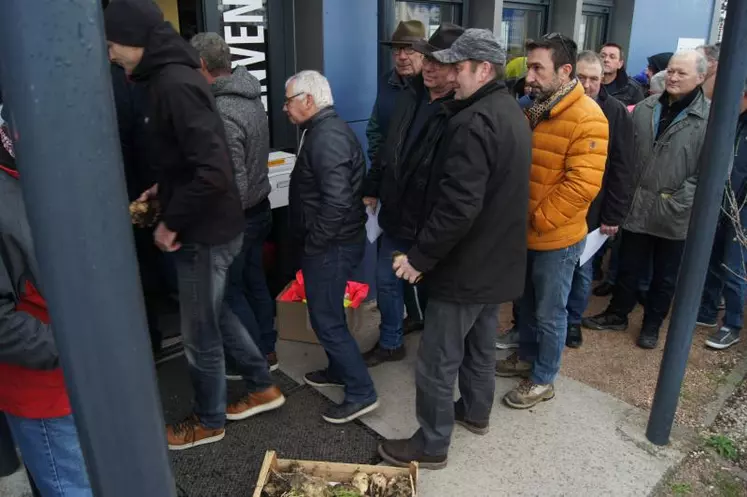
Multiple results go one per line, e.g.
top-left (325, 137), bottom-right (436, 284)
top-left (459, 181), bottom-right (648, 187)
top-left (104, 0), bottom-right (165, 47)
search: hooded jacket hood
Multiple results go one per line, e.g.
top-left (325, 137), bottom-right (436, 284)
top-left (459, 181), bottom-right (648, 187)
top-left (212, 66), bottom-right (261, 100)
top-left (131, 22), bottom-right (200, 82)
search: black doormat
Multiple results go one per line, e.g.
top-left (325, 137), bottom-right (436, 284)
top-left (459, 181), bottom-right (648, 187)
top-left (157, 356), bottom-right (384, 497)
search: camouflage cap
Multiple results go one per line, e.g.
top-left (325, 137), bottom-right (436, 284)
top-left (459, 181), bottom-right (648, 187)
top-left (432, 28), bottom-right (507, 65)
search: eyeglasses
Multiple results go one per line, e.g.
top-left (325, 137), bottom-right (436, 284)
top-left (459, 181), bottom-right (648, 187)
top-left (392, 46), bottom-right (415, 56)
top-left (543, 32), bottom-right (573, 65)
top-left (283, 92), bottom-right (305, 106)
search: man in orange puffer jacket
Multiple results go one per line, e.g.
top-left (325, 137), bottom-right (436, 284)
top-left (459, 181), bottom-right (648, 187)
top-left (496, 34), bottom-right (608, 409)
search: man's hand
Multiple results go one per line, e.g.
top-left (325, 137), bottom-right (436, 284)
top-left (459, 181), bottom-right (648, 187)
top-left (392, 253), bottom-right (422, 284)
top-left (600, 224), bottom-right (619, 236)
top-left (363, 197), bottom-right (378, 211)
top-left (138, 183), bottom-right (159, 203)
top-left (154, 222), bottom-right (181, 252)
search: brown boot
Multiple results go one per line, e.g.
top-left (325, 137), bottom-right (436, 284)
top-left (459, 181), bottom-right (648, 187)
top-left (226, 385), bottom-right (285, 421)
top-left (166, 415), bottom-right (225, 451)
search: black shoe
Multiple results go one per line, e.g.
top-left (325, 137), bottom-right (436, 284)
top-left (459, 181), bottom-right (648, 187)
top-left (566, 324), bottom-right (583, 348)
top-left (582, 312), bottom-right (628, 331)
top-left (637, 290), bottom-right (648, 306)
top-left (637, 325), bottom-right (660, 349)
top-left (454, 400), bottom-right (489, 435)
top-left (378, 438), bottom-right (448, 470)
top-left (363, 344), bottom-right (406, 367)
top-left (322, 398), bottom-right (379, 424)
top-left (593, 282), bottom-right (615, 297)
top-left (403, 317), bottom-right (424, 335)
top-left (304, 369), bottom-right (344, 388)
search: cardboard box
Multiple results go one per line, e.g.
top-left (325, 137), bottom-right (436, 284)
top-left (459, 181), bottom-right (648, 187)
top-left (253, 450), bottom-right (418, 497)
top-left (275, 283), bottom-right (366, 344)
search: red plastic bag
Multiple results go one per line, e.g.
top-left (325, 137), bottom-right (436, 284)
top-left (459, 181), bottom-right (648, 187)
top-left (277, 271), bottom-right (369, 308)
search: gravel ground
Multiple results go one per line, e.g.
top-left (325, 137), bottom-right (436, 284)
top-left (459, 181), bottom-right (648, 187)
top-left (497, 293), bottom-right (747, 428)
top-left (710, 378), bottom-right (747, 470)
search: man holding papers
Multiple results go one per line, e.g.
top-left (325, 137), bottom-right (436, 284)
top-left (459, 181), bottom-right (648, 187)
top-left (565, 51), bottom-right (635, 348)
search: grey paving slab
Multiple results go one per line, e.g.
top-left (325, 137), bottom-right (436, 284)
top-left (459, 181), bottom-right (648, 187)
top-left (276, 334), bottom-right (685, 497)
top-left (0, 467), bottom-right (31, 497)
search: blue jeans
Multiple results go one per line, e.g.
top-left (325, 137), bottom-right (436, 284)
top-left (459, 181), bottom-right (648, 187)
top-left (519, 239), bottom-right (585, 385)
top-left (174, 234), bottom-right (273, 428)
top-left (376, 233), bottom-right (412, 350)
top-left (5, 413), bottom-right (92, 497)
top-left (303, 241), bottom-right (377, 404)
top-left (224, 202), bottom-right (277, 355)
top-left (699, 217), bottom-right (747, 329)
top-left (567, 258), bottom-right (594, 325)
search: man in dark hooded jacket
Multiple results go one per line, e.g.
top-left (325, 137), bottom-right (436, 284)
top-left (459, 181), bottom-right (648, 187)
top-left (104, 0), bottom-right (284, 451)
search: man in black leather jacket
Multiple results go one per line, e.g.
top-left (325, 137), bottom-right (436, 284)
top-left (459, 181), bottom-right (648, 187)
top-left (285, 70), bottom-right (377, 425)
top-left (600, 43), bottom-right (645, 106)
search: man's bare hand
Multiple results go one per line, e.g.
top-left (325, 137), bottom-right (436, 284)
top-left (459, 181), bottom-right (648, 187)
top-left (138, 183), bottom-right (159, 203)
top-left (392, 253), bottom-right (422, 284)
top-left (154, 222), bottom-right (181, 252)
top-left (600, 224), bottom-right (619, 236)
top-left (363, 197), bottom-right (378, 211)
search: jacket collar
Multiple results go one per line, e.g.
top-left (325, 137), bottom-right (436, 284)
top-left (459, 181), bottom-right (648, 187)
top-left (443, 80), bottom-right (505, 116)
top-left (613, 67), bottom-right (630, 87)
top-left (643, 87), bottom-right (709, 120)
top-left (549, 81), bottom-right (585, 117)
top-left (300, 106), bottom-right (338, 131)
top-left (387, 69), bottom-right (409, 89)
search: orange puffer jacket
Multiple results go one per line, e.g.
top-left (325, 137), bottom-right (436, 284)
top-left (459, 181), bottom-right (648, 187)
top-left (528, 83), bottom-right (609, 251)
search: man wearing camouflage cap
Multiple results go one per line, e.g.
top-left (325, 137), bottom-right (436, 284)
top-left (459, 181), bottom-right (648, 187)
top-left (378, 29), bottom-right (532, 469)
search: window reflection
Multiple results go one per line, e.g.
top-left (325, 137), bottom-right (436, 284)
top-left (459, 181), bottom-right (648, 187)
top-left (395, 1), bottom-right (462, 37)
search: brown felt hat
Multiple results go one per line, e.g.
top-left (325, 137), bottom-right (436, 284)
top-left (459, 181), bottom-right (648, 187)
top-left (380, 20), bottom-right (426, 47)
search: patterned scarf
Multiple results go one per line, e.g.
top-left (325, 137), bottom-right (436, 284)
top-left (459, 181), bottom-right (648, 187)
top-left (524, 79), bottom-right (579, 129)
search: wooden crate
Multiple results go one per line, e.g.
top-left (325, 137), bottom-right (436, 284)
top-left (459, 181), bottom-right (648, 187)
top-left (253, 450), bottom-right (418, 497)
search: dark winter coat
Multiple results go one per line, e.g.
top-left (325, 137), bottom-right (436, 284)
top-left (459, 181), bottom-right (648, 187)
top-left (366, 69), bottom-right (410, 164)
top-left (130, 22), bottom-right (244, 245)
top-left (408, 81), bottom-right (533, 304)
top-left (111, 64), bottom-right (155, 201)
top-left (289, 107), bottom-right (366, 256)
top-left (363, 76), bottom-right (452, 241)
top-left (604, 68), bottom-right (645, 106)
top-left (586, 89), bottom-right (636, 230)
top-left (212, 66), bottom-right (271, 211)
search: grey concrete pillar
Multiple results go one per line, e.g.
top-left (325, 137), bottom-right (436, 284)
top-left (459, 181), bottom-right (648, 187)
top-left (608, 0), bottom-right (635, 57)
top-left (467, 0), bottom-right (505, 37)
top-left (549, 0), bottom-right (584, 42)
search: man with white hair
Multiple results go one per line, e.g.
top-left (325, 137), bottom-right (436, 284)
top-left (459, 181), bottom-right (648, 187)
top-left (584, 50), bottom-right (710, 349)
top-left (284, 71), bottom-right (378, 424)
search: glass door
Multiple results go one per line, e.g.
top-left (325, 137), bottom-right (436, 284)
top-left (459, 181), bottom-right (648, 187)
top-left (580, 4), bottom-right (610, 51)
top-left (502, 2), bottom-right (549, 61)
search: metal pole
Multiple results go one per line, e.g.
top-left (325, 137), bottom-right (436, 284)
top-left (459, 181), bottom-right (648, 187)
top-left (0, 2), bottom-right (177, 495)
top-left (646, 0), bottom-right (747, 446)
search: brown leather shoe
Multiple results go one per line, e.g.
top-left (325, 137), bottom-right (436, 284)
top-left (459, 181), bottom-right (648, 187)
top-left (166, 415), bottom-right (225, 451)
top-left (226, 385), bottom-right (285, 421)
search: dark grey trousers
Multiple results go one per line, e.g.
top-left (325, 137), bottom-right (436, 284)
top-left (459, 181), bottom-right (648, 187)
top-left (415, 299), bottom-right (499, 456)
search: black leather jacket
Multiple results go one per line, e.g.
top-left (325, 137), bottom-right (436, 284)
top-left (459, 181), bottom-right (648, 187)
top-left (605, 69), bottom-right (645, 106)
top-left (289, 107), bottom-right (366, 256)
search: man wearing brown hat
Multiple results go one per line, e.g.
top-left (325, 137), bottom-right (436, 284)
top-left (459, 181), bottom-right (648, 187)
top-left (366, 21), bottom-right (426, 166)
top-left (362, 23), bottom-right (463, 368)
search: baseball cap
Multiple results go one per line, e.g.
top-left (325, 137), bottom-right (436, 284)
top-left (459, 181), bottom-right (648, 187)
top-left (433, 28), bottom-right (507, 65)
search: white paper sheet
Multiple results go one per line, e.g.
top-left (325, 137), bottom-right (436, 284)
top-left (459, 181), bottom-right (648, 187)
top-left (366, 203), bottom-right (383, 243)
top-left (579, 228), bottom-right (609, 267)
